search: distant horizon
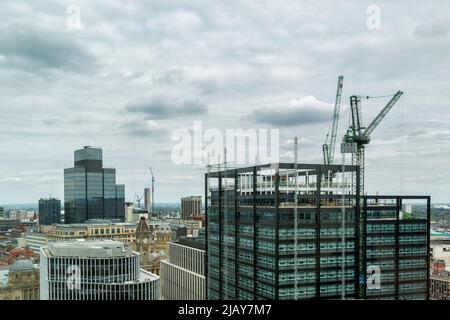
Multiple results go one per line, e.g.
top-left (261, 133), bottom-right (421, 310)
top-left (0, 202), bottom-right (184, 209)
top-left (1, 200), bottom-right (449, 209)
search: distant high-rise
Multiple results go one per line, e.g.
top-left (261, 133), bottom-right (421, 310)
top-left (40, 240), bottom-right (160, 300)
top-left (64, 146), bottom-right (125, 224)
top-left (144, 188), bottom-right (152, 213)
top-left (38, 198), bottom-right (61, 226)
top-left (181, 196), bottom-right (202, 220)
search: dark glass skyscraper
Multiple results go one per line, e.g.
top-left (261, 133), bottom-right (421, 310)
top-left (38, 197), bottom-right (61, 225)
top-left (205, 163), bottom-right (430, 300)
top-left (64, 146), bottom-right (125, 224)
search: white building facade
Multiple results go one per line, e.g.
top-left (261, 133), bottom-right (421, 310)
top-left (160, 241), bottom-right (205, 300)
top-left (40, 239), bottom-right (159, 300)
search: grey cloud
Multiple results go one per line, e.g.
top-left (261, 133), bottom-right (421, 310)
top-left (407, 128), bottom-right (450, 140)
top-left (413, 23), bottom-right (450, 38)
top-left (408, 128), bottom-right (430, 137)
top-left (1, 1), bottom-right (450, 203)
top-left (152, 69), bottom-right (184, 85)
top-left (193, 78), bottom-right (219, 95)
top-left (121, 119), bottom-right (169, 136)
top-left (250, 96), bottom-right (333, 127)
top-left (43, 118), bottom-right (58, 126)
top-left (0, 24), bottom-right (97, 74)
top-left (124, 96), bottom-right (208, 119)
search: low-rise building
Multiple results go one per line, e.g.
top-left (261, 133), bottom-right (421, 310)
top-left (41, 219), bottom-right (137, 244)
top-left (431, 259), bottom-right (446, 275)
top-left (169, 223), bottom-right (187, 242)
top-left (7, 247), bottom-right (39, 265)
top-left (25, 232), bottom-right (48, 254)
top-left (431, 240), bottom-right (450, 266)
top-left (0, 219), bottom-right (20, 235)
top-left (183, 220), bottom-right (203, 236)
top-left (430, 272), bottom-right (450, 300)
top-left (0, 259), bottom-right (39, 300)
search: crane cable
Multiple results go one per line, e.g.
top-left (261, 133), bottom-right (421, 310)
top-left (358, 94), bottom-right (396, 100)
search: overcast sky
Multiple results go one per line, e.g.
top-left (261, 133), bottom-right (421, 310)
top-left (0, 0), bottom-right (449, 204)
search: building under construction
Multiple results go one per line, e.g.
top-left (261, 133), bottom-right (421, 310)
top-left (205, 163), bottom-right (430, 300)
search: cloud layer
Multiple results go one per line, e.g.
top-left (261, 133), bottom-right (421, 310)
top-left (124, 96), bottom-right (208, 119)
top-left (250, 96), bottom-right (333, 126)
top-left (0, 1), bottom-right (449, 203)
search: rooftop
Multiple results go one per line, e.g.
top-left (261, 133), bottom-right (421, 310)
top-left (10, 259), bottom-right (36, 273)
top-left (129, 269), bottom-right (159, 283)
top-left (43, 239), bottom-right (133, 258)
top-left (49, 219), bottom-right (137, 229)
top-left (207, 162), bottom-right (358, 176)
top-left (177, 235), bottom-right (206, 251)
top-left (432, 271), bottom-right (450, 279)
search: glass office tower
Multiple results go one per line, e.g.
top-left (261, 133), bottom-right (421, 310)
top-left (363, 196), bottom-right (430, 300)
top-left (206, 163), bottom-right (360, 300)
top-left (64, 146), bottom-right (125, 224)
top-left (38, 197), bottom-right (61, 225)
top-left (205, 163), bottom-right (430, 300)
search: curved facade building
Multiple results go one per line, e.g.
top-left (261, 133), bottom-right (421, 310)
top-left (40, 240), bottom-right (159, 300)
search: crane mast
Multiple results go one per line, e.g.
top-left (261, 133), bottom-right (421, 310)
top-left (323, 75), bottom-right (344, 165)
top-left (149, 166), bottom-right (155, 213)
top-left (342, 90), bottom-right (403, 297)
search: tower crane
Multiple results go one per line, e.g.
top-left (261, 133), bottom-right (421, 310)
top-left (135, 192), bottom-right (144, 209)
top-left (149, 166), bottom-right (155, 213)
top-left (343, 90), bottom-right (404, 196)
top-left (323, 75), bottom-right (344, 165)
top-left (342, 90), bottom-right (403, 297)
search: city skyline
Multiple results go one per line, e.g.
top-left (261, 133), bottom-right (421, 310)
top-left (1, 1), bottom-right (450, 204)
top-left (2, 0), bottom-right (449, 307)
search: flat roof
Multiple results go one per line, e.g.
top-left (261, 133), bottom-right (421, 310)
top-left (207, 162), bottom-right (359, 177)
top-left (50, 220), bottom-right (137, 228)
top-left (44, 239), bottom-right (133, 258)
top-left (123, 269), bottom-right (159, 283)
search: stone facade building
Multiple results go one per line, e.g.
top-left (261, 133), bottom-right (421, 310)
top-left (0, 259), bottom-right (39, 300)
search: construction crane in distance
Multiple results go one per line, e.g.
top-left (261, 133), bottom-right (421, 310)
top-left (323, 75), bottom-right (344, 165)
top-left (134, 192), bottom-right (144, 209)
top-left (149, 166), bottom-right (155, 213)
top-left (343, 90), bottom-right (404, 197)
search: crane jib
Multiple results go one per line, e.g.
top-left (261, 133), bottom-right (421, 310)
top-left (323, 75), bottom-right (344, 165)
